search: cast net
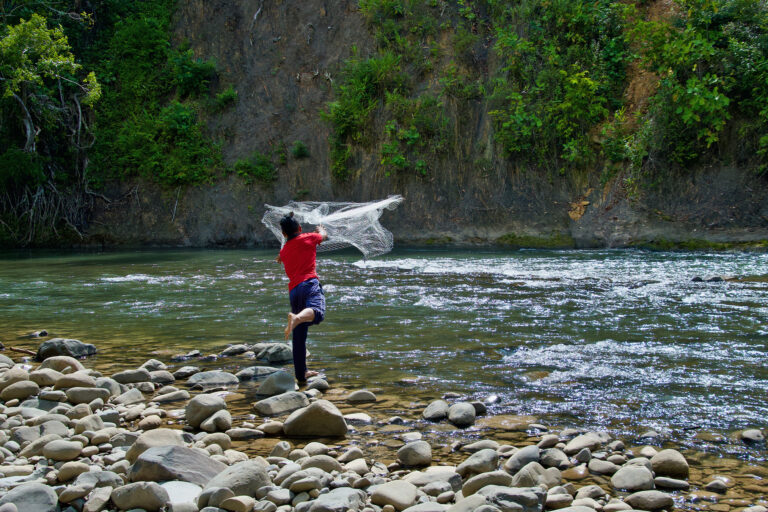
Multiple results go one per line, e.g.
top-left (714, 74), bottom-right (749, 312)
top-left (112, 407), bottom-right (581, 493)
top-left (261, 195), bottom-right (404, 258)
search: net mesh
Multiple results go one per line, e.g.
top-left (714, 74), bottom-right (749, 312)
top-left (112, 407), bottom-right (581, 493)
top-left (261, 195), bottom-right (404, 258)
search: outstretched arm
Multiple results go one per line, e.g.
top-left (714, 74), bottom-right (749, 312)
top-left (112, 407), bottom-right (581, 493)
top-left (315, 225), bottom-right (328, 241)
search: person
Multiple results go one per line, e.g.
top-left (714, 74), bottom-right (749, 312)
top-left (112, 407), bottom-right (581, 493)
top-left (275, 212), bottom-right (328, 382)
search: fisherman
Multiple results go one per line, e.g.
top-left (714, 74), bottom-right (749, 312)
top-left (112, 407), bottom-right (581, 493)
top-left (275, 212), bottom-right (327, 382)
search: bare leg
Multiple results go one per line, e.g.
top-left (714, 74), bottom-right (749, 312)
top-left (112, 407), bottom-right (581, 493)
top-left (284, 307), bottom-right (315, 340)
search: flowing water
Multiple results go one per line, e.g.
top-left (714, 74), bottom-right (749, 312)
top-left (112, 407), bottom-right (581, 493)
top-left (1, 248), bottom-right (767, 462)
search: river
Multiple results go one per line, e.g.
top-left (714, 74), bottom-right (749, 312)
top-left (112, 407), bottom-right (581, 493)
top-left (1, 248), bottom-right (766, 460)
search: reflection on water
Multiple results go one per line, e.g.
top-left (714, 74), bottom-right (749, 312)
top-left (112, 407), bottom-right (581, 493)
top-left (1, 248), bottom-right (767, 456)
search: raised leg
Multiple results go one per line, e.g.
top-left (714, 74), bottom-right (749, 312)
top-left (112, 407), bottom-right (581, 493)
top-left (284, 307), bottom-right (315, 340)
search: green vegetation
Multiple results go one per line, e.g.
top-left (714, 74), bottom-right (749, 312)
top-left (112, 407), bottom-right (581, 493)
top-left (233, 151), bottom-right (277, 185)
top-left (291, 141), bottom-right (310, 159)
top-left (496, 232), bottom-right (577, 249)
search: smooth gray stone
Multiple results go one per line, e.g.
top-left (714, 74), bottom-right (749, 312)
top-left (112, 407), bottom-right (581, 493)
top-left (186, 394), bottom-right (227, 428)
top-left (221, 344), bottom-right (249, 356)
top-left (112, 368), bottom-right (151, 384)
top-left (611, 465), bottom-right (654, 491)
top-left (422, 400), bottom-right (449, 421)
top-left (448, 402), bottom-right (476, 427)
top-left (0, 482), bottom-right (58, 511)
top-left (457, 449), bottom-right (498, 478)
top-left (130, 445), bottom-right (228, 486)
top-left (112, 481), bottom-right (170, 511)
top-left (235, 366), bottom-right (279, 381)
top-left (504, 445), bottom-right (540, 474)
top-left (282, 400), bottom-right (347, 437)
top-left (476, 485), bottom-right (546, 512)
top-left (74, 470), bottom-right (124, 488)
top-left (174, 366), bottom-right (201, 379)
top-left (188, 371), bottom-right (239, 388)
top-left (203, 459), bottom-right (270, 496)
top-left (256, 371), bottom-right (296, 396)
top-left (305, 487), bottom-right (366, 512)
top-left (624, 490), bottom-right (674, 510)
top-left (254, 343), bottom-right (293, 363)
top-left (397, 441), bottom-right (432, 467)
top-left (254, 391), bottom-right (309, 416)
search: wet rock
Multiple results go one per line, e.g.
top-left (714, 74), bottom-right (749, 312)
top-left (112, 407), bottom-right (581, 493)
top-left (611, 465), bottom-right (654, 491)
top-left (574, 484), bottom-right (605, 501)
top-left (256, 371), bottom-right (296, 396)
top-left (423, 400), bottom-right (449, 421)
top-left (126, 428), bottom-right (186, 462)
top-left (140, 358), bottom-right (167, 371)
top-left (188, 370), bottom-right (239, 388)
top-left (306, 378), bottom-right (330, 392)
top-left (130, 445), bottom-right (228, 486)
top-left (457, 449), bottom-right (498, 478)
top-left (174, 366), bottom-right (201, 379)
top-left (221, 344), bottom-right (249, 357)
top-left (504, 445), bottom-right (540, 474)
top-left (398, 441), bottom-right (432, 467)
top-left (254, 391), bottom-right (310, 416)
top-left (36, 338), bottom-right (97, 360)
top-left (704, 478), bottom-right (728, 493)
top-left (283, 400), bottom-right (347, 437)
top-left (654, 477), bottom-right (689, 490)
top-left (186, 393), bottom-right (227, 428)
top-left (623, 490), bottom-right (673, 510)
top-left (741, 429), bottom-right (765, 443)
top-left (0, 482), bottom-right (58, 511)
top-left (561, 464), bottom-right (589, 480)
top-left (372, 480), bottom-right (419, 510)
top-left (255, 343), bottom-right (293, 363)
top-left (203, 458), bottom-right (270, 497)
top-left (650, 449), bottom-right (689, 479)
top-left (112, 481), bottom-right (170, 511)
top-left (448, 402), bottom-right (476, 428)
top-left (234, 366), bottom-right (278, 381)
top-left (0, 380), bottom-right (39, 401)
top-left (346, 389), bottom-right (377, 403)
top-left (461, 440), bottom-right (500, 452)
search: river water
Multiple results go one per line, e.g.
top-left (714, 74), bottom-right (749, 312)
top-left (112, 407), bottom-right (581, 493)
top-left (1, 248), bottom-right (766, 459)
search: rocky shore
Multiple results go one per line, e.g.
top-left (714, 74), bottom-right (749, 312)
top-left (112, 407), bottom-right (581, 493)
top-left (0, 338), bottom-right (765, 512)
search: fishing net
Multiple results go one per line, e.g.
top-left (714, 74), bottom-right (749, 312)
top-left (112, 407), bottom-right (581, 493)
top-left (261, 195), bottom-right (404, 258)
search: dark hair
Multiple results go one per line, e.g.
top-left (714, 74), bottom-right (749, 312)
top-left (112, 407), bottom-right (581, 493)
top-left (280, 212), bottom-right (300, 240)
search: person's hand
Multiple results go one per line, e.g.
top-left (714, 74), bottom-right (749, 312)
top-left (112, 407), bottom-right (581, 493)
top-left (275, 254), bottom-right (281, 263)
top-left (315, 224), bottom-right (328, 240)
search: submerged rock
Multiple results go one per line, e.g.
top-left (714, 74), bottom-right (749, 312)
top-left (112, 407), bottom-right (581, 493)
top-left (36, 338), bottom-right (97, 360)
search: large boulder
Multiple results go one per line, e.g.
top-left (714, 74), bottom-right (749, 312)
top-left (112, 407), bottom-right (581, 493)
top-left (283, 400), bottom-right (348, 437)
top-left (126, 428), bottom-right (186, 463)
top-left (254, 391), bottom-right (309, 416)
top-left (0, 482), bottom-right (58, 511)
top-left (650, 449), bottom-right (689, 479)
top-left (111, 482), bottom-right (170, 511)
top-left (202, 458), bottom-right (270, 497)
top-left (36, 338), bottom-right (96, 360)
top-left (256, 370), bottom-right (295, 396)
top-left (186, 393), bottom-right (227, 428)
top-left (129, 445), bottom-right (227, 486)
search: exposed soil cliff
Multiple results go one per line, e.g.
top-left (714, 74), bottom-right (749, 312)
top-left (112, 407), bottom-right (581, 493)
top-left (86, 1), bottom-right (768, 249)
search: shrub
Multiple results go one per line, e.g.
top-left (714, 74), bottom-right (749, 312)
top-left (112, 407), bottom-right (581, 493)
top-left (291, 141), bottom-right (310, 159)
top-left (234, 151), bottom-right (277, 184)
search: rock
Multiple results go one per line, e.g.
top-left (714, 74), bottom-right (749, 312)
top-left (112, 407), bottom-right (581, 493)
top-left (574, 484), bottom-right (605, 500)
top-left (398, 441), bottom-right (432, 467)
top-left (130, 445), bottom-right (228, 486)
top-left (188, 370), bottom-right (239, 388)
top-left (126, 428), bottom-right (185, 463)
top-left (113, 387), bottom-right (145, 405)
top-left (112, 368), bottom-right (151, 384)
top-left (235, 366), bottom-right (279, 381)
top-left (66, 386), bottom-right (111, 404)
top-left (650, 449), bottom-right (689, 479)
top-left (29, 368), bottom-right (63, 387)
top-left (457, 449), bottom-right (498, 478)
top-left (36, 338), bottom-right (97, 360)
top-left (476, 485), bottom-right (546, 512)
top-left (741, 429), bottom-right (765, 443)
top-left (0, 482), bottom-right (58, 511)
top-left (112, 481), bottom-right (170, 511)
top-left (303, 487), bottom-right (366, 512)
top-left (54, 371), bottom-right (96, 389)
top-left (254, 391), bottom-right (310, 416)
top-left (42, 439), bottom-right (82, 461)
top-left (504, 445), bottom-right (540, 474)
top-left (654, 477), bottom-right (689, 490)
top-left (83, 486), bottom-right (113, 512)
top-left (512, 461), bottom-right (546, 487)
top-left (221, 495), bottom-right (257, 512)
top-left (74, 413), bottom-right (104, 434)
top-left (423, 400), bottom-right (450, 421)
top-left (150, 370), bottom-right (176, 383)
top-left (611, 465), bottom-right (655, 491)
top-left (201, 409), bottom-right (233, 433)
top-left (155, 389), bottom-right (191, 403)
top-left (541, 448), bottom-right (570, 470)
top-left (0, 367), bottom-right (29, 392)
top-left (553, 507), bottom-right (596, 512)
top-left (174, 366), bottom-right (201, 379)
top-left (38, 355), bottom-right (85, 372)
top-left (462, 471), bottom-right (514, 496)
top-left (186, 393), bottom-right (227, 428)
top-left (203, 458), bottom-right (270, 497)
top-left (255, 343), bottom-right (293, 363)
top-left (623, 490), bottom-right (673, 510)
top-left (301, 454), bottom-right (343, 473)
top-left (256, 371), bottom-right (296, 396)
top-left (138, 414), bottom-right (163, 430)
top-left (74, 470), bottom-right (124, 489)
top-left (58, 461), bottom-right (91, 482)
top-left (462, 440), bottom-right (500, 453)
top-left (282, 400), bottom-right (347, 437)
top-left (563, 433), bottom-right (602, 456)
top-left (18, 433), bottom-right (62, 457)
top-left (704, 479), bottom-right (728, 493)
top-left (0, 380), bottom-right (39, 401)
top-left (346, 389), bottom-right (377, 403)
top-left (448, 402), bottom-right (476, 427)
top-left (306, 379), bottom-right (330, 391)
top-left (141, 358), bottom-right (168, 371)
top-left (372, 480), bottom-right (419, 511)
top-left (227, 427), bottom-right (266, 440)
top-left (588, 458), bottom-right (619, 475)
top-left (546, 493), bottom-right (574, 510)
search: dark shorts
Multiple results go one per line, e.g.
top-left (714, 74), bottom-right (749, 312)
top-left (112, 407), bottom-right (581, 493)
top-left (289, 278), bottom-right (325, 324)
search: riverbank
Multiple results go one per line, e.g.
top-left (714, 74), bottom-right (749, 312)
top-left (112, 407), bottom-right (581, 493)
top-left (0, 338), bottom-right (765, 511)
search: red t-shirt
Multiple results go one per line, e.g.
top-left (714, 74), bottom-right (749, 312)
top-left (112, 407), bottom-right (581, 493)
top-left (279, 232), bottom-right (323, 290)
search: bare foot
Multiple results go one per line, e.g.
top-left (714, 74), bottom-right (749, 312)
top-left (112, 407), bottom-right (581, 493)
top-left (304, 370), bottom-right (319, 380)
top-left (284, 313), bottom-right (297, 340)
